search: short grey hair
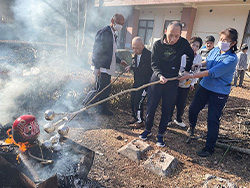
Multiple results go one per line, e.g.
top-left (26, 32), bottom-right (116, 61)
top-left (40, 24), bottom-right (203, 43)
top-left (132, 36), bottom-right (144, 45)
top-left (167, 21), bottom-right (182, 31)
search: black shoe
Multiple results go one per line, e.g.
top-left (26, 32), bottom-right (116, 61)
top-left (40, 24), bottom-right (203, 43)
top-left (187, 127), bottom-right (195, 136)
top-left (139, 130), bottom-right (152, 140)
top-left (197, 147), bottom-right (214, 157)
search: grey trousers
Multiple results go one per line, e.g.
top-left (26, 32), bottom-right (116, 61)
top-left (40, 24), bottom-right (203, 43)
top-left (234, 70), bottom-right (245, 86)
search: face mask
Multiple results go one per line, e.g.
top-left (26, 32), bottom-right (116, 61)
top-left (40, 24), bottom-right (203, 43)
top-left (114, 22), bottom-right (123, 31)
top-left (218, 41), bottom-right (231, 52)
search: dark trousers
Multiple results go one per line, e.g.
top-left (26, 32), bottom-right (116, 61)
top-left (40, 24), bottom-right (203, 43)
top-left (234, 70), bottom-right (245, 86)
top-left (170, 87), bottom-right (190, 122)
top-left (189, 86), bottom-right (228, 150)
top-left (145, 75), bottom-right (179, 134)
top-left (131, 86), bottom-right (147, 123)
top-left (96, 72), bottom-right (111, 108)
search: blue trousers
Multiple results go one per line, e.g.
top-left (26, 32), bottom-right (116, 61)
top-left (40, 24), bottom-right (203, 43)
top-left (189, 86), bottom-right (228, 150)
top-left (145, 75), bottom-right (179, 134)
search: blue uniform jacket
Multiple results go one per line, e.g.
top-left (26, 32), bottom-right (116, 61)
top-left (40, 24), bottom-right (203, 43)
top-left (201, 47), bottom-right (238, 95)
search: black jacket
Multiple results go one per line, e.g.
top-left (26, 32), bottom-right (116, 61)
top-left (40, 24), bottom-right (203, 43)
top-left (92, 26), bottom-right (121, 69)
top-left (131, 48), bottom-right (153, 87)
top-left (152, 35), bottom-right (194, 78)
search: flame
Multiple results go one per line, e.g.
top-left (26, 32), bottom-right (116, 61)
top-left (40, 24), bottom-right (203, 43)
top-left (18, 142), bottom-right (29, 153)
top-left (4, 129), bottom-right (30, 153)
top-left (16, 154), bottom-right (20, 164)
top-left (5, 129), bottom-right (14, 144)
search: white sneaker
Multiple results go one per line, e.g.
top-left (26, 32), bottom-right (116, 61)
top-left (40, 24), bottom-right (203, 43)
top-left (167, 121), bottom-right (172, 126)
top-left (173, 120), bottom-right (186, 127)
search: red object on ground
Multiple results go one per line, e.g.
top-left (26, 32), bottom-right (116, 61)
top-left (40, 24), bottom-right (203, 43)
top-left (12, 115), bottom-right (40, 143)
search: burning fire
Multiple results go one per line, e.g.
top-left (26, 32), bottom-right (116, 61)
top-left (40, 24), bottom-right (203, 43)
top-left (5, 129), bottom-right (30, 153)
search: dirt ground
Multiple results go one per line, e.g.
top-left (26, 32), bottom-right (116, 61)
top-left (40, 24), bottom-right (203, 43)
top-left (66, 73), bottom-right (250, 188)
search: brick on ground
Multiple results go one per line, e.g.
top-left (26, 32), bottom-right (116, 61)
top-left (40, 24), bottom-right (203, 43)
top-left (117, 139), bottom-right (151, 162)
top-left (143, 150), bottom-right (178, 176)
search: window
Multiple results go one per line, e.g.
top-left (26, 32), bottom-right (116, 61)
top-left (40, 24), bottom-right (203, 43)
top-left (137, 20), bottom-right (154, 45)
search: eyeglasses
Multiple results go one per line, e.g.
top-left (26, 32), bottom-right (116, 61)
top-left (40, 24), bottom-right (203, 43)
top-left (219, 38), bottom-right (231, 43)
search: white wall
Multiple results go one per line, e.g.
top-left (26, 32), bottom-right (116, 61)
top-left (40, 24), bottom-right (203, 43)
top-left (136, 4), bottom-right (249, 49)
top-left (192, 5), bottom-right (249, 46)
top-left (138, 7), bottom-right (183, 48)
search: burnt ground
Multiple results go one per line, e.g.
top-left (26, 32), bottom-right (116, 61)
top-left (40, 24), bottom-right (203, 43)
top-left (66, 73), bottom-right (250, 188)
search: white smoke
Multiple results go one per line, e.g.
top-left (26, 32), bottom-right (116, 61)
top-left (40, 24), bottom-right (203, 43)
top-left (0, 0), bottom-right (133, 181)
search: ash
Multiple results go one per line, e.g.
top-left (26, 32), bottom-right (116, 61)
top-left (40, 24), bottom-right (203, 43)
top-left (58, 176), bottom-right (105, 188)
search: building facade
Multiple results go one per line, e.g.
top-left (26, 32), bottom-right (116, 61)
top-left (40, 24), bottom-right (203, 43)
top-left (96, 0), bottom-right (250, 50)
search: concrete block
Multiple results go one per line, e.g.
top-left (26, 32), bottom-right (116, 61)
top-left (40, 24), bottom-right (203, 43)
top-left (143, 150), bottom-right (178, 176)
top-left (203, 174), bottom-right (237, 188)
top-left (118, 139), bottom-right (151, 162)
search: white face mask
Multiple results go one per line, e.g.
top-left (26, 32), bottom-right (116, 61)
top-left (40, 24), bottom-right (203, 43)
top-left (114, 22), bottom-right (123, 31)
top-left (218, 41), bottom-right (231, 52)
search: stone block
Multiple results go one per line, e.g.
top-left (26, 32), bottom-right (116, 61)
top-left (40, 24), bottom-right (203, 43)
top-left (203, 174), bottom-right (237, 188)
top-left (118, 139), bottom-right (151, 162)
top-left (143, 150), bottom-right (178, 176)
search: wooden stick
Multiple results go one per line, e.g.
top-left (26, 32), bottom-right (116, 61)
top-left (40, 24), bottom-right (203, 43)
top-left (218, 143), bottom-right (232, 164)
top-left (52, 77), bottom-right (178, 126)
top-left (170, 128), bottom-right (250, 155)
top-left (215, 141), bottom-right (250, 155)
top-left (224, 107), bottom-right (249, 111)
top-left (75, 77), bottom-right (178, 114)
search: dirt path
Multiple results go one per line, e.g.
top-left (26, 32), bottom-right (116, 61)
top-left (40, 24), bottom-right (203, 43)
top-left (69, 74), bottom-right (250, 188)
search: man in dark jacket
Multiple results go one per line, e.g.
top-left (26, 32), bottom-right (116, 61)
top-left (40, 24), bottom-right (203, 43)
top-left (126, 37), bottom-right (153, 128)
top-left (92, 13), bottom-right (127, 116)
top-left (139, 21), bottom-right (194, 147)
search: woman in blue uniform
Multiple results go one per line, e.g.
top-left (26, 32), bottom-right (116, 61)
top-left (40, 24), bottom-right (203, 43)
top-left (179, 28), bottom-right (238, 157)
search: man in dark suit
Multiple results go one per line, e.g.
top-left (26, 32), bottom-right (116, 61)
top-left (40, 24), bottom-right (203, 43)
top-left (92, 13), bottom-right (128, 116)
top-left (126, 37), bottom-right (153, 128)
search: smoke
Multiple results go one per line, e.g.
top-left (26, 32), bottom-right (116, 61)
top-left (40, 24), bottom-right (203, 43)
top-left (0, 0), bottom-right (133, 124)
top-left (0, 0), bottom-right (133, 180)
top-left (0, 0), bottom-right (91, 125)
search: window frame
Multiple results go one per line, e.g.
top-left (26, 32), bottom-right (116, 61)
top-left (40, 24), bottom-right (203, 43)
top-left (137, 19), bottom-right (154, 45)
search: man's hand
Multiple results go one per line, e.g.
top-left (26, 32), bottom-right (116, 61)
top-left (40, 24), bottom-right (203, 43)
top-left (93, 69), bottom-right (100, 76)
top-left (125, 66), bottom-right (131, 72)
top-left (160, 75), bottom-right (167, 84)
top-left (120, 60), bottom-right (128, 67)
top-left (178, 74), bottom-right (192, 81)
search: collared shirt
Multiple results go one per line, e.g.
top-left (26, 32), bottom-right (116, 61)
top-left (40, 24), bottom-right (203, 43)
top-left (200, 47), bottom-right (237, 95)
top-left (100, 28), bottom-right (117, 76)
top-left (199, 47), bottom-right (213, 70)
top-left (137, 54), bottom-right (141, 67)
